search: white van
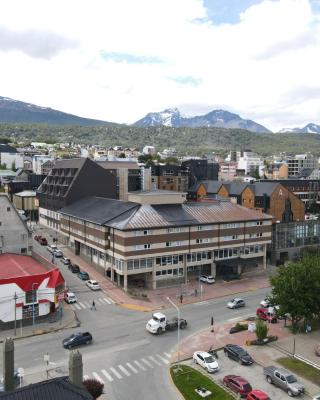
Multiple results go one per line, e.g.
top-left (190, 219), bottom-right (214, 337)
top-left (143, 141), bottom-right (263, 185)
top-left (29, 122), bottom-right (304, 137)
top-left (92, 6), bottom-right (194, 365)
top-left (65, 292), bottom-right (77, 304)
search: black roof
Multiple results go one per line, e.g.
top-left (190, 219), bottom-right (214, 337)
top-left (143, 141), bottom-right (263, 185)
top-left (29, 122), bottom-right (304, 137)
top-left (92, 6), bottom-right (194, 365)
top-left (0, 377), bottom-right (93, 400)
top-left (0, 144), bottom-right (17, 153)
top-left (60, 196), bottom-right (139, 225)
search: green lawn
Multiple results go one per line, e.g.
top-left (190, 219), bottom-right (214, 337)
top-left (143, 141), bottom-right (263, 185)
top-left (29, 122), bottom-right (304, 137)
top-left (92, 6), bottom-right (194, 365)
top-left (170, 364), bottom-right (233, 400)
top-left (277, 357), bottom-right (320, 386)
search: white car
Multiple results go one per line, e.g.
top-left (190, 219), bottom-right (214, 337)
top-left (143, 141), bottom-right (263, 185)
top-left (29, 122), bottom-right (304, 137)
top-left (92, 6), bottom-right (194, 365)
top-left (199, 275), bottom-right (215, 284)
top-left (86, 280), bottom-right (100, 290)
top-left (313, 395), bottom-right (320, 400)
top-left (227, 298), bottom-right (245, 309)
top-left (65, 292), bottom-right (77, 304)
top-left (53, 249), bottom-right (63, 258)
top-left (193, 351), bottom-right (219, 373)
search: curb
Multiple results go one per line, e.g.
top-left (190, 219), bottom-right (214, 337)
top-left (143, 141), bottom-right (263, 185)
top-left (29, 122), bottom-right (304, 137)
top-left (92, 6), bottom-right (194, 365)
top-left (0, 309), bottom-right (78, 343)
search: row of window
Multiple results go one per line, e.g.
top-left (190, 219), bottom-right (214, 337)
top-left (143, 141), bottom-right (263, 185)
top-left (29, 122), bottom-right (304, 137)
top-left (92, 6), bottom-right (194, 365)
top-left (127, 258), bottom-right (153, 270)
top-left (155, 268), bottom-right (184, 278)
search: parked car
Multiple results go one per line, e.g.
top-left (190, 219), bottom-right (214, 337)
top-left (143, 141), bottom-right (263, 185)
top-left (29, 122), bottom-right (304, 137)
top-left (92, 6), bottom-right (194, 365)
top-left (47, 244), bottom-right (58, 253)
top-left (62, 332), bottom-right (92, 349)
top-left (312, 395), bottom-right (320, 400)
top-left (199, 275), bottom-right (215, 284)
top-left (86, 280), bottom-right (100, 290)
top-left (223, 375), bottom-right (252, 397)
top-left (69, 264), bottom-right (80, 273)
top-left (247, 390), bottom-right (270, 400)
top-left (78, 271), bottom-right (90, 280)
top-left (61, 257), bottom-right (71, 265)
top-left (64, 292), bottom-right (77, 304)
top-left (0, 370), bottom-right (22, 391)
top-left (193, 351), bottom-right (219, 373)
top-left (34, 235), bottom-right (41, 241)
top-left (227, 298), bottom-right (245, 309)
top-left (39, 237), bottom-right (48, 246)
top-left (263, 366), bottom-right (305, 397)
top-left (53, 249), bottom-right (63, 258)
top-left (224, 344), bottom-right (254, 365)
top-left (256, 307), bottom-right (277, 323)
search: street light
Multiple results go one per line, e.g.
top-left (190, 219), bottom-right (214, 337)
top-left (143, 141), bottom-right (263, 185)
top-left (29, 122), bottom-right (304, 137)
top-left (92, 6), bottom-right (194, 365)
top-left (32, 283), bottom-right (39, 330)
top-left (167, 297), bottom-right (181, 367)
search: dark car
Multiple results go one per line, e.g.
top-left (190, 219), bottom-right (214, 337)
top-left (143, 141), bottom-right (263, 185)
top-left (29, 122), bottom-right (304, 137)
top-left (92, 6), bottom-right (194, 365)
top-left (62, 332), bottom-right (92, 349)
top-left (224, 344), bottom-right (254, 365)
top-left (0, 370), bottom-right (22, 391)
top-left (39, 237), bottom-right (48, 246)
top-left (78, 271), bottom-right (89, 280)
top-left (68, 264), bottom-right (80, 273)
top-left (223, 375), bottom-right (252, 397)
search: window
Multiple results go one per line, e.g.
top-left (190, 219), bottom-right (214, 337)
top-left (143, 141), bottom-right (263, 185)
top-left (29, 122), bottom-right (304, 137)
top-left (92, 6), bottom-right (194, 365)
top-left (257, 233), bottom-right (262, 237)
top-left (135, 230), bottom-right (152, 236)
top-left (256, 221), bottom-right (262, 226)
top-left (166, 241), bottom-right (183, 247)
top-left (25, 290), bottom-right (36, 304)
top-left (167, 227), bottom-right (182, 233)
top-left (196, 238), bottom-right (210, 244)
top-left (135, 244), bottom-right (151, 250)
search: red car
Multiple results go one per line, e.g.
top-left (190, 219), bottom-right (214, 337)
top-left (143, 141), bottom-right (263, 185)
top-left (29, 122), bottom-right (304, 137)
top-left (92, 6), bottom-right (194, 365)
top-left (39, 237), bottom-right (48, 245)
top-left (256, 307), bottom-right (277, 323)
top-left (247, 389), bottom-right (270, 400)
top-left (34, 235), bottom-right (41, 241)
top-left (223, 375), bottom-right (252, 397)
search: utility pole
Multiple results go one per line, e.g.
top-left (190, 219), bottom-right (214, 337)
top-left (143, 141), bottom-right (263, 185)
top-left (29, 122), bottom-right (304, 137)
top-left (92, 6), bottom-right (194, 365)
top-left (14, 293), bottom-right (18, 336)
top-left (167, 297), bottom-right (181, 370)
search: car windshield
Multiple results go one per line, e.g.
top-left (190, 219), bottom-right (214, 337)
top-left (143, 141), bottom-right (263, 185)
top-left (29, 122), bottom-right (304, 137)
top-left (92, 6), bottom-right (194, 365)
top-left (204, 356), bottom-right (214, 363)
top-left (243, 384), bottom-right (252, 391)
top-left (92, 282), bottom-right (98, 285)
top-left (238, 349), bottom-right (247, 356)
top-left (286, 375), bottom-right (297, 383)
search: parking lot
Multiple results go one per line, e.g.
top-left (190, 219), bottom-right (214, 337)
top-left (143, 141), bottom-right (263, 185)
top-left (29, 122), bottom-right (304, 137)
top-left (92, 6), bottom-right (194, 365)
top-left (187, 349), bottom-right (311, 399)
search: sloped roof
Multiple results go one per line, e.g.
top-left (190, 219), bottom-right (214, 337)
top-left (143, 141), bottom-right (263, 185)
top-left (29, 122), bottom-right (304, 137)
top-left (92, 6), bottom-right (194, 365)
top-left (0, 377), bottom-right (93, 400)
top-left (189, 180), bottom-right (223, 193)
top-left (251, 182), bottom-right (279, 196)
top-left (60, 196), bottom-right (139, 225)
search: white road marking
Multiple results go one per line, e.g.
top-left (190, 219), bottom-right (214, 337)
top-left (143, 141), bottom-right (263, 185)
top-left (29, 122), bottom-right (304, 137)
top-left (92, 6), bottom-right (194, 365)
top-left (126, 362), bottom-right (138, 374)
top-left (110, 367), bottom-right (122, 379)
top-left (83, 301), bottom-right (91, 307)
top-left (78, 302), bottom-right (86, 309)
top-left (101, 369), bottom-right (114, 382)
top-left (97, 298), bottom-right (105, 305)
top-left (134, 360), bottom-right (146, 371)
top-left (108, 297), bottom-right (115, 303)
top-left (103, 297), bottom-right (111, 304)
top-left (148, 355), bottom-right (162, 366)
top-left (193, 301), bottom-right (209, 306)
top-left (164, 352), bottom-right (171, 358)
top-left (141, 358), bottom-right (154, 368)
top-left (156, 354), bottom-right (170, 364)
top-left (118, 365), bottom-right (131, 376)
top-left (92, 372), bottom-right (104, 383)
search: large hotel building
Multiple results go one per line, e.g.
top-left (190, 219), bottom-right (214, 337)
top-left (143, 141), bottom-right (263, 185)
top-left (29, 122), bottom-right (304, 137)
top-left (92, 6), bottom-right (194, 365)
top-left (58, 191), bottom-right (272, 290)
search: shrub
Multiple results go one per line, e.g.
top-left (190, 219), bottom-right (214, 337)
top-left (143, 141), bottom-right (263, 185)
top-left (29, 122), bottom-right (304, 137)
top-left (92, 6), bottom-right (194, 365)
top-left (83, 378), bottom-right (104, 399)
top-left (255, 318), bottom-right (268, 341)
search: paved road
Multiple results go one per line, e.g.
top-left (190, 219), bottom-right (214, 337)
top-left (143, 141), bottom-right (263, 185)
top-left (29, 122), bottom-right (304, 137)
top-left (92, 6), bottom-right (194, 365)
top-left (2, 237), bottom-right (270, 400)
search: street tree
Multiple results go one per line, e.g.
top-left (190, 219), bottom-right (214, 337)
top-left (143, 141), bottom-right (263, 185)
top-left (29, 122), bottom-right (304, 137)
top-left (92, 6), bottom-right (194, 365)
top-left (270, 253), bottom-right (320, 331)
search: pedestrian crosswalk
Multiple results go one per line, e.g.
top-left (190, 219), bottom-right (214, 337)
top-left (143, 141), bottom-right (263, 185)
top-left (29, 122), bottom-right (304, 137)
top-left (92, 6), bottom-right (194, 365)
top-left (70, 297), bottom-right (114, 310)
top-left (83, 352), bottom-right (171, 384)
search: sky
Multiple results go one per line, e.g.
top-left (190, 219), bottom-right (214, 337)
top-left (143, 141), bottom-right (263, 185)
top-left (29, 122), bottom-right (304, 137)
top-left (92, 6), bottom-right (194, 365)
top-left (0, 0), bottom-right (320, 132)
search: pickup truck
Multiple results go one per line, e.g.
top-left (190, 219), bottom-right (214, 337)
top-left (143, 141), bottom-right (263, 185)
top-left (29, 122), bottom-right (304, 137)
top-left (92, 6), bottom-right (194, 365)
top-left (146, 312), bottom-right (187, 334)
top-left (263, 366), bottom-right (305, 397)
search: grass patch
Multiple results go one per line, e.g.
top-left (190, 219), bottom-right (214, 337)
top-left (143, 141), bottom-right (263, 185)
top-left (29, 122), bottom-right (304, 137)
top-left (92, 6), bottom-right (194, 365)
top-left (170, 364), bottom-right (233, 400)
top-left (277, 357), bottom-right (320, 386)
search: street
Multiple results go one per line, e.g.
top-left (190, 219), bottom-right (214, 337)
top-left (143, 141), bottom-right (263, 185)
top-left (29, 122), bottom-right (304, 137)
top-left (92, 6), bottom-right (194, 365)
top-left (0, 236), bottom-right (270, 400)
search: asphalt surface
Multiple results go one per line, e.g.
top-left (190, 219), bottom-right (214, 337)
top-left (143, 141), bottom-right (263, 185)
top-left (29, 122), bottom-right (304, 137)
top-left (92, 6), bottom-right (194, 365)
top-left (0, 237), bottom-right (271, 400)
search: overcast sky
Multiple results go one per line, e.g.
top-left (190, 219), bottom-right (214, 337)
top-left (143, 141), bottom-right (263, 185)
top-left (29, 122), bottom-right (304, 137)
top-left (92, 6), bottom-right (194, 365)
top-left (0, 0), bottom-right (319, 132)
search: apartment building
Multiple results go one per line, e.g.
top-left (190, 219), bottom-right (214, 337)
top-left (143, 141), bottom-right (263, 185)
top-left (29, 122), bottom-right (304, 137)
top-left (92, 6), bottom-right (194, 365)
top-left (287, 154), bottom-right (318, 177)
top-left (151, 165), bottom-right (189, 192)
top-left (59, 192), bottom-right (272, 291)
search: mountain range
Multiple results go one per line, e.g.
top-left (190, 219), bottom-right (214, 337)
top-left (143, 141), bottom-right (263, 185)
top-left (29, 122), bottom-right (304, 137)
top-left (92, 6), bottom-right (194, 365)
top-left (0, 96), bottom-right (110, 126)
top-left (0, 95), bottom-right (319, 134)
top-left (279, 123), bottom-right (320, 134)
top-left (133, 107), bottom-right (271, 133)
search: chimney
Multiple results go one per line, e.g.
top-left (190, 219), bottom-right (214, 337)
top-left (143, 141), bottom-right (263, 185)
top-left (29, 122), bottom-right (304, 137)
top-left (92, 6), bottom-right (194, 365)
top-left (69, 350), bottom-right (83, 389)
top-left (3, 337), bottom-right (14, 392)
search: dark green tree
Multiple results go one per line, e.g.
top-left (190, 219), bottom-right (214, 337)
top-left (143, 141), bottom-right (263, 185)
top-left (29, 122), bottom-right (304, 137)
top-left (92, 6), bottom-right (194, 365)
top-left (164, 156), bottom-right (179, 165)
top-left (118, 152), bottom-right (126, 158)
top-left (270, 253), bottom-right (320, 331)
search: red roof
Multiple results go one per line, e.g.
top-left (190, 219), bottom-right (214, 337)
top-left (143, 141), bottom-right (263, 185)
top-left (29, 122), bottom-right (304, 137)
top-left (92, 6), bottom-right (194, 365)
top-left (0, 253), bottom-right (64, 291)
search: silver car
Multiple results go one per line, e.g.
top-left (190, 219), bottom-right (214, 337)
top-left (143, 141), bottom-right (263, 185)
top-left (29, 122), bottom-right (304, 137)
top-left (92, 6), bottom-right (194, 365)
top-left (227, 298), bottom-right (245, 309)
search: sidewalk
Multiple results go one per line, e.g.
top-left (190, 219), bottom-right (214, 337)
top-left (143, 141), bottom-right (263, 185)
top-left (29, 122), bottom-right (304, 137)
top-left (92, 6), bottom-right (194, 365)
top-left (0, 304), bottom-right (78, 343)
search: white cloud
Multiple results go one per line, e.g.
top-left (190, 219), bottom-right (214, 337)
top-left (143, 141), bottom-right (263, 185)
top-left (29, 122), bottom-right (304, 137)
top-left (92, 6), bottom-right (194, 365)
top-left (0, 0), bottom-right (319, 131)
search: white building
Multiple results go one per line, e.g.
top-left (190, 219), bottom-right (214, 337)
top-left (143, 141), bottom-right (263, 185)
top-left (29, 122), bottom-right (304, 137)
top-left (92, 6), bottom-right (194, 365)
top-left (0, 194), bottom-right (31, 255)
top-left (0, 253), bottom-right (65, 323)
top-left (237, 150), bottom-right (264, 176)
top-left (0, 152), bottom-right (27, 170)
top-left (143, 146), bottom-right (156, 155)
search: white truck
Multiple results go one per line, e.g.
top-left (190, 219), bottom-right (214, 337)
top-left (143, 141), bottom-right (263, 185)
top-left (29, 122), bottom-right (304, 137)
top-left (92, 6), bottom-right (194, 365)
top-left (146, 312), bottom-right (187, 334)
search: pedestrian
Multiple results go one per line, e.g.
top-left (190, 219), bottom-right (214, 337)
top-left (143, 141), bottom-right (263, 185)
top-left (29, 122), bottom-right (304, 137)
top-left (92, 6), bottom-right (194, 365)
top-left (91, 300), bottom-right (96, 311)
top-left (179, 294), bottom-right (183, 304)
